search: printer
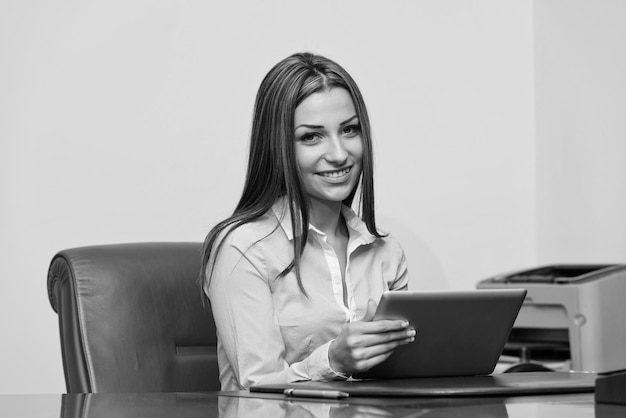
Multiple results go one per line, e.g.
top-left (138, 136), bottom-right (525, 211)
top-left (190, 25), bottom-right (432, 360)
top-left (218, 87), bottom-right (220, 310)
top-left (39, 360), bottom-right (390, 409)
top-left (477, 264), bottom-right (626, 373)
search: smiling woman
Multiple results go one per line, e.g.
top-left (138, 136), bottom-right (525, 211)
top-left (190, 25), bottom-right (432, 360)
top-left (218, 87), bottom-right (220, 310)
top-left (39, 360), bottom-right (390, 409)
top-left (294, 88), bottom-right (363, 216)
top-left (200, 53), bottom-right (414, 391)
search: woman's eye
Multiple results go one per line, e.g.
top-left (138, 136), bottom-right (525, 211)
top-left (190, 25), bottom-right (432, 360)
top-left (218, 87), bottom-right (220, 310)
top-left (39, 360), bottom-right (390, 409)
top-left (299, 132), bottom-right (321, 143)
top-left (342, 125), bottom-right (361, 137)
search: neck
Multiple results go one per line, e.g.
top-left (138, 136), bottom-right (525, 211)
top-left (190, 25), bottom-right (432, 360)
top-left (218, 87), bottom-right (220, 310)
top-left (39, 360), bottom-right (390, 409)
top-left (308, 198), bottom-right (344, 238)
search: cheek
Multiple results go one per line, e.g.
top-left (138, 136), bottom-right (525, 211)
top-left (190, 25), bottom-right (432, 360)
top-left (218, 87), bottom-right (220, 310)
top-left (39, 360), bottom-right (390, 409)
top-left (295, 146), bottom-right (321, 172)
top-left (294, 146), bottom-right (306, 166)
top-left (350, 140), bottom-right (364, 164)
top-left (294, 147), bottom-right (316, 173)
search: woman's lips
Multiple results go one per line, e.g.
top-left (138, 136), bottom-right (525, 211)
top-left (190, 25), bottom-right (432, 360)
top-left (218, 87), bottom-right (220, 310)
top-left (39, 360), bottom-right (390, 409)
top-left (317, 166), bottom-right (351, 178)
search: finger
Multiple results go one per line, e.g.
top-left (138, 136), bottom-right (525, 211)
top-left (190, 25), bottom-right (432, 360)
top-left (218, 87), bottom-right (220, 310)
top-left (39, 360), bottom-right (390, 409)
top-left (356, 335), bottom-right (415, 365)
top-left (353, 349), bottom-right (399, 372)
top-left (355, 319), bottom-right (410, 334)
top-left (362, 298), bottom-right (377, 322)
top-left (348, 328), bottom-right (416, 349)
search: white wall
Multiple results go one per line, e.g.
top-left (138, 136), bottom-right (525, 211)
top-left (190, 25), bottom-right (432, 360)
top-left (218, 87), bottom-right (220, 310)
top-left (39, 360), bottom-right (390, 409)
top-left (0, 0), bottom-right (536, 393)
top-left (535, 0), bottom-right (626, 264)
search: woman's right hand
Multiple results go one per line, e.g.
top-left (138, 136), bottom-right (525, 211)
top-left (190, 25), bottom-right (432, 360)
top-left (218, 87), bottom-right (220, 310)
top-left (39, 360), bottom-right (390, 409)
top-left (328, 299), bottom-right (416, 375)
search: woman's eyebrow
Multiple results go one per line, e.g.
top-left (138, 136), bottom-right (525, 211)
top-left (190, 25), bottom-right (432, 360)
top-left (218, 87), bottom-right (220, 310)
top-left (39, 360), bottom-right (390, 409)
top-left (295, 115), bottom-right (359, 130)
top-left (295, 123), bottom-right (324, 130)
top-left (339, 115), bottom-right (358, 126)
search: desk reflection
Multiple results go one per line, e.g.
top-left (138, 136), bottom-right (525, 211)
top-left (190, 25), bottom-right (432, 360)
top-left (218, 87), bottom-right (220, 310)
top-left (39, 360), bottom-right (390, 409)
top-left (0, 391), bottom-right (614, 418)
top-left (59, 392), bottom-right (509, 418)
top-left (219, 395), bottom-right (508, 417)
top-left (220, 395), bottom-right (401, 418)
top-left (61, 393), bottom-right (219, 418)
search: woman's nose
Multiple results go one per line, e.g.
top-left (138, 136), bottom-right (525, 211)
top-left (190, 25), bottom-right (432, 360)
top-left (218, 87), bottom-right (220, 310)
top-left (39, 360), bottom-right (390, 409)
top-left (324, 136), bottom-right (349, 163)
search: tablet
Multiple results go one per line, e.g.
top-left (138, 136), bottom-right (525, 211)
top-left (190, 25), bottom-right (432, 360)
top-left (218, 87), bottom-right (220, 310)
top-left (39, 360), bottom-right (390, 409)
top-left (353, 289), bottom-right (527, 379)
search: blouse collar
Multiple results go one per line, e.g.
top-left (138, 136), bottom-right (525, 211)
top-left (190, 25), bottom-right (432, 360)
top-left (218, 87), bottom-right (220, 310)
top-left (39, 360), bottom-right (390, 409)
top-left (271, 197), bottom-right (378, 247)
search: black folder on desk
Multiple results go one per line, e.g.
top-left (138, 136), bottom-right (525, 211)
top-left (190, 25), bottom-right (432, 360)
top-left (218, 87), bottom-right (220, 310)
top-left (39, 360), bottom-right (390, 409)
top-left (250, 372), bottom-right (596, 397)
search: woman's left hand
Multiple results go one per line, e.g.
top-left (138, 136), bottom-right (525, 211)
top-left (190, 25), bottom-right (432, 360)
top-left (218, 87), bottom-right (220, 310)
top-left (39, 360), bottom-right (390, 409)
top-left (328, 299), bottom-right (416, 375)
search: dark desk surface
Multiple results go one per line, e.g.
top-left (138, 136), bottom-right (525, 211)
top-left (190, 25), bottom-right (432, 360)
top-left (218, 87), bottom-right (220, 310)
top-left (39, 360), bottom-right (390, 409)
top-left (1, 391), bottom-right (625, 418)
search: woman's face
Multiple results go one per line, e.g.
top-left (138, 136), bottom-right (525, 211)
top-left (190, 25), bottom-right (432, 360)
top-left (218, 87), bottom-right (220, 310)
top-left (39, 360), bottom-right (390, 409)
top-left (293, 87), bottom-right (363, 206)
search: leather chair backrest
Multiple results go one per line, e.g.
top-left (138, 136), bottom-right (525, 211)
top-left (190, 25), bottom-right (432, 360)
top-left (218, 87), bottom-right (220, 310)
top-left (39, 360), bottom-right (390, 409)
top-left (47, 242), bottom-right (219, 393)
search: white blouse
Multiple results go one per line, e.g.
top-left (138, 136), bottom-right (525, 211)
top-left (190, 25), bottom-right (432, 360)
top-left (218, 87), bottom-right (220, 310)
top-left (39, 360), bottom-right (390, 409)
top-left (205, 198), bottom-right (409, 390)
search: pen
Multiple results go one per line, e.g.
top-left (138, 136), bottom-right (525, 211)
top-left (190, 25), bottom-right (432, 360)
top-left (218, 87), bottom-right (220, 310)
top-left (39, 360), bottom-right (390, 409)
top-left (283, 388), bottom-right (350, 399)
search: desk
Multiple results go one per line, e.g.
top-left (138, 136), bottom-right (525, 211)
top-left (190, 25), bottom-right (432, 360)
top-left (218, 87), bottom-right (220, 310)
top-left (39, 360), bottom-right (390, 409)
top-left (1, 392), bottom-right (625, 418)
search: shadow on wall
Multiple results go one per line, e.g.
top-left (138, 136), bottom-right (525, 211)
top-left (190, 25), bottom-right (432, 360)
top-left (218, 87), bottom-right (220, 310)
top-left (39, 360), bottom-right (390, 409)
top-left (379, 215), bottom-right (448, 291)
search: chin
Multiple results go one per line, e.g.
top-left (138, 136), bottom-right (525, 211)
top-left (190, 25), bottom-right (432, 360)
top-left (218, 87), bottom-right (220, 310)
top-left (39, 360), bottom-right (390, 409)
top-left (313, 190), bottom-right (354, 204)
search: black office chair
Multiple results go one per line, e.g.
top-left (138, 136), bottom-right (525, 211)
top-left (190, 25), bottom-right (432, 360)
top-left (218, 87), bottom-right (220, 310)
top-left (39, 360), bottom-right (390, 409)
top-left (47, 242), bottom-right (219, 393)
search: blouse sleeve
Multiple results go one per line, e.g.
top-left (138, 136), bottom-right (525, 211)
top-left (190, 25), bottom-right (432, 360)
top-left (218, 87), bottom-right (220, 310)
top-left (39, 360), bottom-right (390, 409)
top-left (389, 238), bottom-right (410, 291)
top-left (206, 233), bottom-right (341, 389)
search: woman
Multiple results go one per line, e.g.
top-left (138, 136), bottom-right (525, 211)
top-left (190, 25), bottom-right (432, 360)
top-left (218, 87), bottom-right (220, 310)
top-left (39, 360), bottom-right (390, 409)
top-left (201, 52), bottom-right (415, 390)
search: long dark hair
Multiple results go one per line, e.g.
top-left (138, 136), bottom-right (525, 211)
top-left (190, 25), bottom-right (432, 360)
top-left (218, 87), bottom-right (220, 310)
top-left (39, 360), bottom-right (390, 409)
top-left (200, 52), bottom-right (382, 300)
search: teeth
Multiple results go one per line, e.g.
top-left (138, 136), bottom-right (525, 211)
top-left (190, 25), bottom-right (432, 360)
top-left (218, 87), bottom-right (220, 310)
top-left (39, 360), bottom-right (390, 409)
top-left (320, 167), bottom-right (350, 178)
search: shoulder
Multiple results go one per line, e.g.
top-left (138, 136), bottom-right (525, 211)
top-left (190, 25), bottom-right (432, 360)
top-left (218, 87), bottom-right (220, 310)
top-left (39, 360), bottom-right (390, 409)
top-left (206, 210), bottom-right (284, 287)
top-left (378, 231), bottom-right (404, 248)
top-left (372, 231), bottom-right (406, 259)
top-left (216, 210), bottom-right (282, 255)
